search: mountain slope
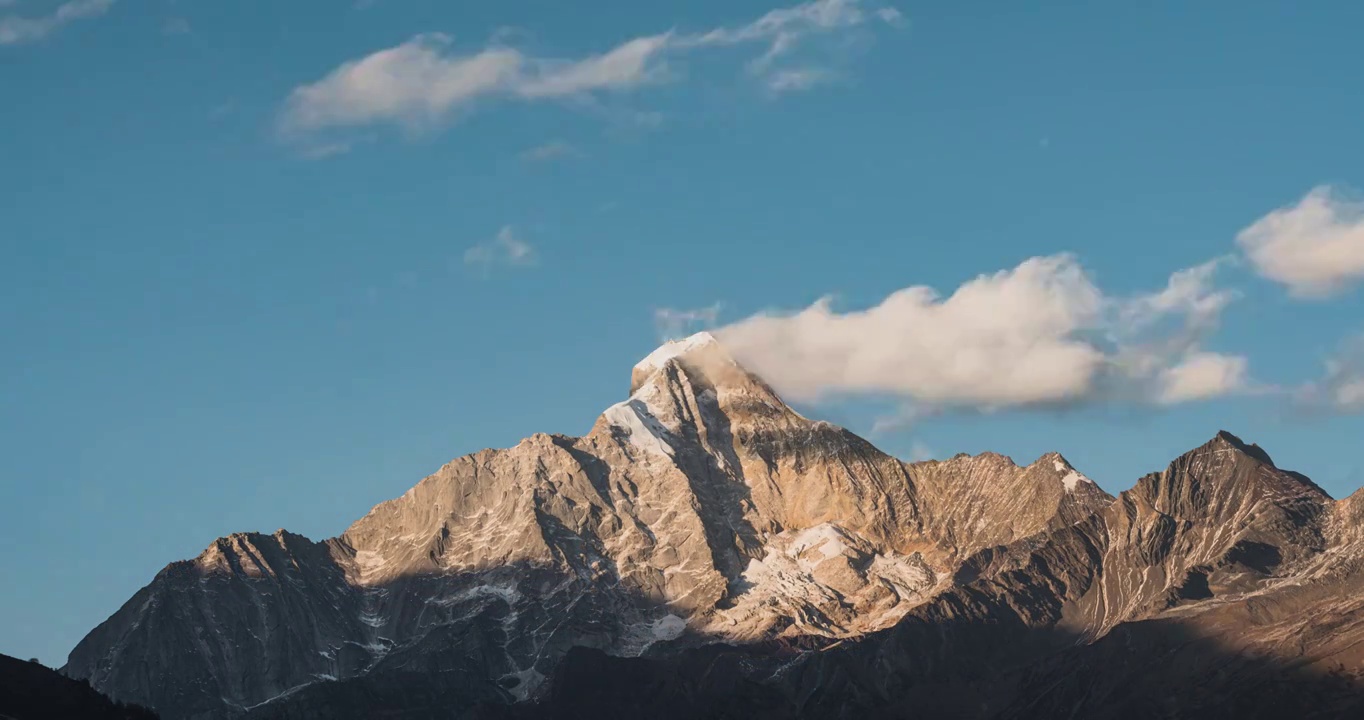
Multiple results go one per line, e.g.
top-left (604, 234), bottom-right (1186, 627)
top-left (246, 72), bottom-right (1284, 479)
top-left (64, 333), bottom-right (1132, 719)
top-left (0, 653), bottom-right (158, 720)
top-left (528, 431), bottom-right (1364, 720)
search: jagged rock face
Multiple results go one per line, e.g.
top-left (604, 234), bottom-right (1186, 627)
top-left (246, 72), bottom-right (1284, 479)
top-left (531, 431), bottom-right (1364, 720)
top-left (66, 333), bottom-right (1120, 719)
top-left (908, 450), bottom-right (1109, 561)
top-left (65, 532), bottom-right (370, 719)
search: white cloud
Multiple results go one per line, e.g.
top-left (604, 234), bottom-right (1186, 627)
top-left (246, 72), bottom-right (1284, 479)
top-left (686, 0), bottom-right (872, 47)
top-left (681, 0), bottom-right (894, 77)
top-left (716, 255), bottom-right (1104, 406)
top-left (514, 33), bottom-right (673, 99)
top-left (1155, 352), bottom-right (1250, 405)
top-left (1107, 258), bottom-right (1244, 389)
top-left (1117, 258), bottom-right (1236, 334)
top-left (1300, 336), bottom-right (1364, 414)
top-left (0, 0), bottom-right (113, 45)
top-left (712, 254), bottom-right (1247, 411)
top-left (654, 304), bottom-right (722, 339)
top-left (279, 32), bottom-right (672, 134)
top-left (281, 35), bottom-right (525, 133)
top-left (876, 7), bottom-right (905, 24)
top-left (1338, 378), bottom-right (1364, 411)
top-left (464, 225), bottom-right (536, 269)
top-left (1236, 186), bottom-right (1364, 298)
top-left (280, 0), bottom-right (900, 137)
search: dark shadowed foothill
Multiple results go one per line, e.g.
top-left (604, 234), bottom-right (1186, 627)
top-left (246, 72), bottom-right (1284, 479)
top-left (0, 653), bottom-right (158, 720)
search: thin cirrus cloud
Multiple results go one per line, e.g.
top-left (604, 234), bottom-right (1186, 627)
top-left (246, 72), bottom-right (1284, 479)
top-left (1236, 185), bottom-right (1364, 299)
top-left (520, 140), bottom-right (582, 162)
top-left (464, 226), bottom-right (536, 270)
top-left (1299, 335), bottom-right (1364, 414)
top-left (278, 0), bottom-right (901, 140)
top-left (162, 17), bottom-right (191, 36)
top-left (660, 254), bottom-right (1249, 420)
top-left (765, 68), bottom-right (834, 93)
top-left (907, 440), bottom-right (935, 462)
top-left (653, 303), bottom-right (722, 339)
top-left (0, 0), bottom-right (113, 45)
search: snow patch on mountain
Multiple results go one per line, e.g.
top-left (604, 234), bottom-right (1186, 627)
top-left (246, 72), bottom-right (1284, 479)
top-left (707, 523), bottom-right (938, 639)
top-left (603, 399), bottom-right (676, 457)
top-left (1050, 456), bottom-right (1093, 492)
top-left (1062, 470), bottom-right (1092, 492)
top-left (615, 613), bottom-right (689, 657)
top-left (791, 524), bottom-right (855, 561)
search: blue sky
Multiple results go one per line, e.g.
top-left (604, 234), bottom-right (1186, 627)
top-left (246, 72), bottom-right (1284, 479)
top-left (3, 0), bottom-right (1363, 666)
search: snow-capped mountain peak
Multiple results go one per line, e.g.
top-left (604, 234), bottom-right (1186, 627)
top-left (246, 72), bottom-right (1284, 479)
top-left (628, 331), bottom-right (739, 396)
top-left (633, 332), bottom-right (723, 374)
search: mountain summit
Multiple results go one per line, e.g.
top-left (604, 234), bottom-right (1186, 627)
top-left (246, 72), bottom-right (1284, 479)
top-left (59, 341), bottom-right (1364, 720)
top-left (628, 332), bottom-right (734, 394)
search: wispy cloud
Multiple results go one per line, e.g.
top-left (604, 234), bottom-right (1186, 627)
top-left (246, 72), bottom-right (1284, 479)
top-left (299, 140), bottom-right (355, 160)
top-left (208, 101), bottom-right (236, 120)
top-left (677, 0), bottom-right (889, 85)
top-left (0, 0), bottom-right (114, 45)
top-left (162, 17), bottom-right (190, 36)
top-left (766, 68), bottom-right (833, 93)
top-left (870, 405), bottom-right (940, 434)
top-left (520, 140), bottom-right (582, 162)
top-left (654, 304), bottom-right (722, 340)
top-left (907, 440), bottom-right (935, 462)
top-left (465, 225), bottom-right (536, 270)
top-left (1298, 335), bottom-right (1364, 414)
top-left (1237, 185), bottom-right (1364, 299)
top-left (278, 0), bottom-right (901, 141)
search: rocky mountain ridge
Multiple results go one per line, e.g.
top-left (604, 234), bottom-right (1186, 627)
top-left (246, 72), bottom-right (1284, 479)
top-left (531, 430), bottom-right (1364, 719)
top-left (61, 334), bottom-right (1363, 719)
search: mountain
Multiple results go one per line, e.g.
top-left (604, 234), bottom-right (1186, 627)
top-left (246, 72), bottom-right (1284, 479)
top-left (533, 432), bottom-right (1364, 720)
top-left (61, 334), bottom-right (1364, 719)
top-left (0, 653), bottom-right (158, 720)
